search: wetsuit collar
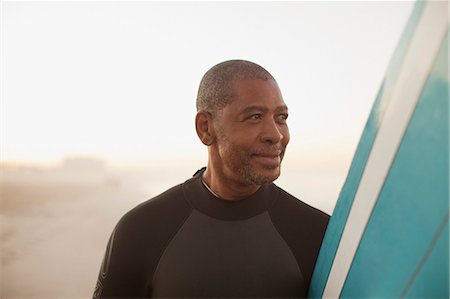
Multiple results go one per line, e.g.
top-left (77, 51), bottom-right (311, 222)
top-left (182, 167), bottom-right (278, 221)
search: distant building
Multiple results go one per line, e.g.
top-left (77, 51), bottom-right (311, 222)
top-left (1, 157), bottom-right (109, 185)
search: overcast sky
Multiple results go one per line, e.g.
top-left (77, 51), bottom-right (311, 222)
top-left (1, 1), bottom-right (415, 212)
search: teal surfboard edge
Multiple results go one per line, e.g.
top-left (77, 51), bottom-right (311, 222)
top-left (307, 2), bottom-right (427, 297)
top-left (340, 31), bottom-right (449, 298)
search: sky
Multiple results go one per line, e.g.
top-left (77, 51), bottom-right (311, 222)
top-left (1, 1), bottom-right (415, 213)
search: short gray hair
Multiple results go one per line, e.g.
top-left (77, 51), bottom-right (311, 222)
top-left (196, 60), bottom-right (275, 113)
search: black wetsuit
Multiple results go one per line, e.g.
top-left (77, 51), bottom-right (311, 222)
top-left (94, 168), bottom-right (329, 298)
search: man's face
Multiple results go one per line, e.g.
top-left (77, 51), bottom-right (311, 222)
top-left (212, 79), bottom-right (290, 186)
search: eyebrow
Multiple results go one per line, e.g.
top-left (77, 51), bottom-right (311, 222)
top-left (239, 105), bottom-right (288, 115)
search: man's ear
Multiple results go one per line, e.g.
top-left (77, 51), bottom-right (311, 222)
top-left (195, 111), bottom-right (215, 146)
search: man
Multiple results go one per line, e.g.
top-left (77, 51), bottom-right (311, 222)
top-left (93, 60), bottom-right (329, 298)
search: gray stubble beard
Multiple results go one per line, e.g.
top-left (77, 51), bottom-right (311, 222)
top-left (216, 124), bottom-right (283, 186)
top-left (227, 148), bottom-right (282, 186)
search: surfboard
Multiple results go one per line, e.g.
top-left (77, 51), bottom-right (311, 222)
top-left (308, 1), bottom-right (449, 298)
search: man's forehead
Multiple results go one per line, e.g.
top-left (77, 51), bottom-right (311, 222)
top-left (229, 78), bottom-right (284, 100)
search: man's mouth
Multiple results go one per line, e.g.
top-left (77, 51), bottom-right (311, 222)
top-left (252, 151), bottom-right (282, 166)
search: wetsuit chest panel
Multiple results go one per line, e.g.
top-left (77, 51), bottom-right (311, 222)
top-left (151, 210), bottom-right (305, 298)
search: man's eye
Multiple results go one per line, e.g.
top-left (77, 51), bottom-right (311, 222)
top-left (277, 114), bottom-right (288, 123)
top-left (249, 114), bottom-right (262, 120)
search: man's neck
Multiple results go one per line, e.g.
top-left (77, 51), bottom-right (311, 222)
top-left (202, 167), bottom-right (260, 200)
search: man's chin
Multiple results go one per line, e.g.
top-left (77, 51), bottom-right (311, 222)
top-left (248, 166), bottom-right (281, 185)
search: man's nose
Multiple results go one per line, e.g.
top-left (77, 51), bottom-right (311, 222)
top-left (260, 119), bottom-right (284, 144)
